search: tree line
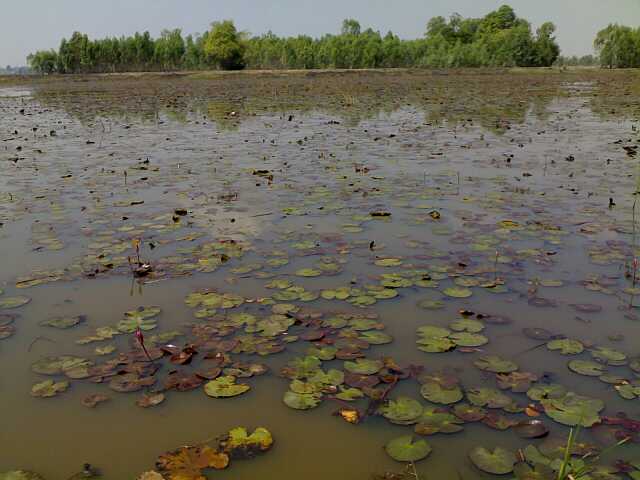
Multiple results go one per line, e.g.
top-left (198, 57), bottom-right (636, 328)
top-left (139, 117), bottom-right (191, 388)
top-left (32, 4), bottom-right (634, 74)
top-left (594, 24), bottom-right (640, 68)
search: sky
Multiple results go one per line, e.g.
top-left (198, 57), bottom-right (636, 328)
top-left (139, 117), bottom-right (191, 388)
top-left (2, 0), bottom-right (639, 66)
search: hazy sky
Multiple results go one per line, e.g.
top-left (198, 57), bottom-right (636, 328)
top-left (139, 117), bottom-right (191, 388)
top-left (2, 0), bottom-right (639, 66)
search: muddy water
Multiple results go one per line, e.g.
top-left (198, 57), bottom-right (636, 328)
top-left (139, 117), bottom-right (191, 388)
top-left (1, 70), bottom-right (640, 479)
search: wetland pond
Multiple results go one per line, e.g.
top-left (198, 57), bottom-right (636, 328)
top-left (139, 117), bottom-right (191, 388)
top-left (1, 69), bottom-right (640, 480)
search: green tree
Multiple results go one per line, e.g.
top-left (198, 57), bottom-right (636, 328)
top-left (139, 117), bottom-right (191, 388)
top-left (203, 20), bottom-right (246, 70)
top-left (535, 22), bottom-right (560, 66)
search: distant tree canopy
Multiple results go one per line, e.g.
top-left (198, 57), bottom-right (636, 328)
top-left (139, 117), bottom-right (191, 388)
top-left (27, 5), bottom-right (563, 74)
top-left (594, 24), bottom-right (640, 68)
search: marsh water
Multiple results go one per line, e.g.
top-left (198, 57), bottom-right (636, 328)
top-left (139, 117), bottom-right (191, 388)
top-left (1, 69), bottom-right (640, 479)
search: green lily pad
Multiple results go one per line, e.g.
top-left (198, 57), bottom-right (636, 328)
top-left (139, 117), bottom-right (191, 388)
top-left (380, 397), bottom-right (424, 425)
top-left (283, 391), bottom-right (322, 410)
top-left (344, 358), bottom-right (383, 375)
top-left (417, 299), bottom-right (445, 310)
top-left (568, 360), bottom-right (606, 377)
top-left (450, 332), bottom-right (488, 347)
top-left (417, 325), bottom-right (451, 338)
top-left (526, 384), bottom-right (567, 401)
top-left (31, 355), bottom-right (88, 375)
top-left (414, 408), bottom-right (464, 435)
top-left (375, 258), bottom-right (403, 267)
top-left (0, 472), bottom-right (46, 480)
top-left (417, 336), bottom-right (456, 353)
top-left (615, 383), bottom-right (640, 400)
top-left (467, 388), bottom-right (512, 409)
top-left (306, 346), bottom-right (337, 361)
top-left (204, 376), bottom-right (250, 398)
top-left (420, 382), bottom-right (463, 405)
top-left (541, 392), bottom-right (604, 427)
top-left (469, 446), bottom-right (515, 475)
top-left (124, 306), bottom-right (161, 321)
top-left (117, 316), bottom-right (158, 333)
top-left (40, 315), bottom-right (86, 329)
top-left (547, 338), bottom-right (584, 355)
top-left (359, 330), bottom-right (393, 345)
top-left (281, 356), bottom-right (322, 379)
top-left (335, 387), bottom-right (364, 401)
top-left (449, 318), bottom-right (485, 333)
top-left (474, 355), bottom-right (518, 373)
top-left (295, 268), bottom-right (322, 277)
top-left (385, 436), bottom-right (432, 462)
top-left (31, 379), bottom-right (69, 398)
top-left (0, 296), bottom-right (31, 309)
top-left (222, 426), bottom-right (273, 457)
top-left (590, 346), bottom-right (627, 366)
top-left (443, 287), bottom-right (473, 298)
top-left (512, 462), bottom-right (555, 480)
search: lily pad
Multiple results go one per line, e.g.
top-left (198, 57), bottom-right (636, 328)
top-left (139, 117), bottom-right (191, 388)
top-left (380, 397), bottom-right (424, 425)
top-left (344, 358), bottom-right (383, 375)
top-left (443, 287), bottom-right (473, 298)
top-left (527, 384), bottom-right (567, 401)
top-left (449, 318), bottom-right (484, 333)
top-left (384, 436), bottom-right (432, 462)
top-left (450, 332), bottom-right (488, 347)
top-left (469, 446), bottom-right (515, 475)
top-left (40, 315), bottom-right (86, 329)
top-left (156, 445), bottom-right (229, 478)
top-left (31, 355), bottom-right (89, 375)
top-left (420, 382), bottom-right (463, 405)
top-left (283, 391), bottom-right (321, 410)
top-left (568, 360), bottom-right (606, 377)
top-left (541, 392), bottom-right (604, 427)
top-left (204, 376), bottom-right (250, 398)
top-left (467, 387), bottom-right (512, 409)
top-left (590, 346), bottom-right (627, 366)
top-left (474, 355), bottom-right (518, 373)
top-left (547, 338), bottom-right (584, 355)
top-left (0, 296), bottom-right (31, 309)
top-left (0, 472), bottom-right (46, 480)
top-left (31, 379), bottom-right (69, 398)
top-left (414, 408), bottom-right (464, 435)
top-left (220, 427), bottom-right (273, 457)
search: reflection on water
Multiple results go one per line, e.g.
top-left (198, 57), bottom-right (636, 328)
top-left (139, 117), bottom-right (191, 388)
top-left (0, 70), bottom-right (640, 480)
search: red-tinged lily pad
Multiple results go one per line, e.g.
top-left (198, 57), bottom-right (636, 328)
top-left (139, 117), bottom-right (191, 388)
top-left (496, 372), bottom-right (538, 393)
top-left (0, 324), bottom-right (15, 339)
top-left (81, 394), bottom-right (110, 408)
top-left (344, 372), bottom-right (380, 389)
top-left (513, 419), bottom-right (550, 439)
top-left (164, 371), bottom-right (204, 392)
top-left (137, 393), bottom-right (166, 408)
top-left (414, 408), bottom-right (464, 435)
top-left (156, 445), bottom-right (229, 478)
top-left (482, 412), bottom-right (518, 430)
top-left (109, 373), bottom-right (156, 393)
top-left (453, 403), bottom-right (487, 422)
